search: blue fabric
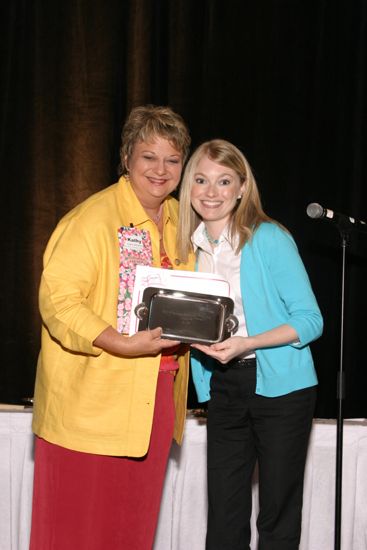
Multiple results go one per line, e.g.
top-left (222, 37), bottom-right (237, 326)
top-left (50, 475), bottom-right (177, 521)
top-left (191, 222), bottom-right (323, 400)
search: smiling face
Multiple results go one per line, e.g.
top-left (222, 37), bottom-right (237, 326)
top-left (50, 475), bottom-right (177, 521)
top-left (126, 136), bottom-right (183, 209)
top-left (190, 155), bottom-right (245, 238)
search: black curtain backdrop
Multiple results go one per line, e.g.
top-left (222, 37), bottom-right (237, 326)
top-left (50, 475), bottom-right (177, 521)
top-left (1, 0), bottom-right (366, 417)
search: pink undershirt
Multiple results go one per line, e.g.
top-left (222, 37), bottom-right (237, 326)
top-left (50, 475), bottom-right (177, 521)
top-left (159, 250), bottom-right (181, 373)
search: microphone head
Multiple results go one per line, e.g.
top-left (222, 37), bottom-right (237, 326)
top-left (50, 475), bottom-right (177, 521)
top-left (306, 203), bottom-right (324, 219)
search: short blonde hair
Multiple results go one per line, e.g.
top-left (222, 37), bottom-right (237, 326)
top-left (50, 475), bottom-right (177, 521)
top-left (177, 139), bottom-right (274, 262)
top-left (119, 105), bottom-right (191, 173)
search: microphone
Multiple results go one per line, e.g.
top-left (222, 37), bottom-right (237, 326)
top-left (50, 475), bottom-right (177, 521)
top-left (306, 203), bottom-right (367, 233)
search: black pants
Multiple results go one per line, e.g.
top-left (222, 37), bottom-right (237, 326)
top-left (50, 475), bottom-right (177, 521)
top-left (206, 363), bottom-right (316, 550)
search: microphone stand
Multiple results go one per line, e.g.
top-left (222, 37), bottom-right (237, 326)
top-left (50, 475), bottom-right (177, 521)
top-left (334, 224), bottom-right (350, 550)
top-left (307, 204), bottom-right (367, 548)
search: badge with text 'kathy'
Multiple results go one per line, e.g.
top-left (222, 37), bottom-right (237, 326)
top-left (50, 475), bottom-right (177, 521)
top-left (117, 226), bottom-right (153, 334)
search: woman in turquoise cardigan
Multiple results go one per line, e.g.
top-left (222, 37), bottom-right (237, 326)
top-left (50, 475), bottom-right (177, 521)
top-left (177, 139), bottom-right (323, 550)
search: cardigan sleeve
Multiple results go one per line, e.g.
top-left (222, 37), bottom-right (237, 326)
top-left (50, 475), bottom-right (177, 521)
top-left (243, 223), bottom-right (323, 347)
top-left (190, 349), bottom-right (214, 402)
top-left (263, 224), bottom-right (323, 346)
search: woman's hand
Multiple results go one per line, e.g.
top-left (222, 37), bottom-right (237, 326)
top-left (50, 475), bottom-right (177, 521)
top-left (93, 325), bottom-right (179, 357)
top-left (192, 336), bottom-right (253, 364)
top-left (124, 327), bottom-right (179, 357)
top-left (191, 324), bottom-right (300, 364)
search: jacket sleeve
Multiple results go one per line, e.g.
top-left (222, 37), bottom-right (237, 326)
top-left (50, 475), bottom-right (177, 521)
top-left (39, 214), bottom-right (110, 355)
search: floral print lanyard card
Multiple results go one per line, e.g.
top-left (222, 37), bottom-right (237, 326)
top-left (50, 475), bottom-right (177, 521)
top-left (117, 226), bottom-right (153, 334)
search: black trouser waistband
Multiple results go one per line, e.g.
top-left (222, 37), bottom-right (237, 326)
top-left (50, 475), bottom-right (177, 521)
top-left (226, 357), bottom-right (257, 368)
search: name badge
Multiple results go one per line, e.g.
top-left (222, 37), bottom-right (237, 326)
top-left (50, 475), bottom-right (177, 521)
top-left (117, 226), bottom-right (153, 333)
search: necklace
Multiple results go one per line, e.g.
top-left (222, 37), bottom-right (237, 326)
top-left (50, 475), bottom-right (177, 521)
top-left (204, 226), bottom-right (220, 245)
top-left (149, 204), bottom-right (163, 225)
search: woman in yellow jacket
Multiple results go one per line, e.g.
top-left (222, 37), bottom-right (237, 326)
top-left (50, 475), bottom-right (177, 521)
top-left (30, 105), bottom-right (194, 550)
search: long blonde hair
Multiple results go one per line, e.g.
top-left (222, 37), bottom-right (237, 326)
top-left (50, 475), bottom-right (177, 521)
top-left (177, 139), bottom-right (275, 262)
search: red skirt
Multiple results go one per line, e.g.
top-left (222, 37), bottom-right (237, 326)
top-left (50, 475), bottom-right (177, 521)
top-left (30, 371), bottom-right (175, 550)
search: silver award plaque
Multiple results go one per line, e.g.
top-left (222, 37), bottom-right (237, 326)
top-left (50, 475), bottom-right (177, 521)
top-left (134, 287), bottom-right (238, 344)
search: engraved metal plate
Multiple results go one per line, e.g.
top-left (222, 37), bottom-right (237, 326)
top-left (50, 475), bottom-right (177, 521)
top-left (134, 287), bottom-right (238, 344)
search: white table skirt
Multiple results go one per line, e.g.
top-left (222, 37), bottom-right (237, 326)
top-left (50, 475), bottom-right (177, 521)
top-left (154, 415), bottom-right (367, 550)
top-left (0, 410), bottom-right (34, 550)
top-left (1, 410), bottom-right (367, 550)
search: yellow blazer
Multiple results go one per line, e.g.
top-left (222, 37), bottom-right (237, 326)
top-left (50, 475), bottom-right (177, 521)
top-left (32, 177), bottom-right (195, 456)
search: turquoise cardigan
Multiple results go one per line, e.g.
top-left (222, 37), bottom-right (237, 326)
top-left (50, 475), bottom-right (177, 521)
top-left (191, 222), bottom-right (323, 400)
